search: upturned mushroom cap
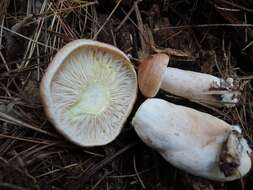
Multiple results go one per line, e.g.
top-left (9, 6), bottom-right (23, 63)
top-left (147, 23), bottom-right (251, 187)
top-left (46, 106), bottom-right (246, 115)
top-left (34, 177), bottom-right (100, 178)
top-left (132, 98), bottom-right (252, 181)
top-left (40, 39), bottom-right (137, 147)
top-left (138, 54), bottom-right (169, 97)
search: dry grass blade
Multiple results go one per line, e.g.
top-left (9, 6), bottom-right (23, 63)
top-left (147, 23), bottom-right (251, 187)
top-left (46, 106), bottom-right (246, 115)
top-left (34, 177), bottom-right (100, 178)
top-left (80, 143), bottom-right (136, 183)
top-left (0, 111), bottom-right (57, 137)
top-left (0, 133), bottom-right (50, 145)
top-left (93, 0), bottom-right (122, 39)
top-left (0, 51), bottom-right (9, 71)
top-left (0, 183), bottom-right (28, 190)
top-left (90, 172), bottom-right (111, 190)
top-left (108, 167), bottom-right (154, 178)
top-left (36, 163), bottom-right (79, 177)
top-left (0, 0), bottom-right (9, 20)
top-left (133, 153), bottom-right (146, 189)
top-left (216, 0), bottom-right (253, 14)
top-left (135, 1), bottom-right (150, 58)
top-left (0, 25), bottom-right (56, 49)
top-left (152, 46), bottom-right (194, 59)
top-left (153, 23), bottom-right (253, 31)
top-left (115, 0), bottom-right (142, 32)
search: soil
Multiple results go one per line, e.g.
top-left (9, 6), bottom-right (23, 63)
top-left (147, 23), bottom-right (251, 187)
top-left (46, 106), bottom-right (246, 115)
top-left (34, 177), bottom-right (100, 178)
top-left (0, 0), bottom-right (253, 190)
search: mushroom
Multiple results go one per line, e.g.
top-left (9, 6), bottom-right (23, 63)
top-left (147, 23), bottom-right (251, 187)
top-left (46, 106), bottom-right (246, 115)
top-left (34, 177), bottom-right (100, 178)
top-left (132, 98), bottom-right (252, 181)
top-left (138, 54), bottom-right (240, 107)
top-left (40, 39), bottom-right (137, 147)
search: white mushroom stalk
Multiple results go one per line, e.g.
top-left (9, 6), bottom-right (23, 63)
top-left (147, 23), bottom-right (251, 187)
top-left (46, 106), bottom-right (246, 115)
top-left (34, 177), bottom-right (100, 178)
top-left (40, 39), bottom-right (137, 147)
top-left (132, 98), bottom-right (252, 181)
top-left (138, 54), bottom-right (241, 107)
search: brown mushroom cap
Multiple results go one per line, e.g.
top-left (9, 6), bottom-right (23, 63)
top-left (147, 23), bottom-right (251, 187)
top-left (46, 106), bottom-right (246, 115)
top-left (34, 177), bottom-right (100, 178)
top-left (138, 54), bottom-right (170, 97)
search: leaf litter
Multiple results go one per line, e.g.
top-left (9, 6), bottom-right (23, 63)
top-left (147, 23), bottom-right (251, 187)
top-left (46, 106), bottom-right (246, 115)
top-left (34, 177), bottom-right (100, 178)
top-left (0, 0), bottom-right (253, 189)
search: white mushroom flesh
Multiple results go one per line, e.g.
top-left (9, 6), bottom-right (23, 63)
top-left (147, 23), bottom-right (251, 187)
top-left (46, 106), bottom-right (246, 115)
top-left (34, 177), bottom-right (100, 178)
top-left (132, 98), bottom-right (252, 181)
top-left (160, 67), bottom-right (240, 107)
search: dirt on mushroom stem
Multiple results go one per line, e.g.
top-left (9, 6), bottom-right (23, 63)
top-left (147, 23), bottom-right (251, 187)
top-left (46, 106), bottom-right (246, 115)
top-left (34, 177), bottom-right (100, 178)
top-left (0, 0), bottom-right (253, 190)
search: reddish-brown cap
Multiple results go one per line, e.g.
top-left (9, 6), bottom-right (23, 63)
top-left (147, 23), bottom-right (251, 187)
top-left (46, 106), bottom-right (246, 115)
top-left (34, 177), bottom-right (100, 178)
top-left (138, 54), bottom-right (170, 97)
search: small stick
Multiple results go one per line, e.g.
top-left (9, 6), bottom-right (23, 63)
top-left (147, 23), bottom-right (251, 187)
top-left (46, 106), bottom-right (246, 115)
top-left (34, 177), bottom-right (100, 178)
top-left (133, 153), bottom-right (146, 189)
top-left (0, 133), bottom-right (50, 145)
top-left (93, 0), bottom-right (122, 39)
top-left (0, 111), bottom-right (57, 137)
top-left (115, 0), bottom-right (142, 32)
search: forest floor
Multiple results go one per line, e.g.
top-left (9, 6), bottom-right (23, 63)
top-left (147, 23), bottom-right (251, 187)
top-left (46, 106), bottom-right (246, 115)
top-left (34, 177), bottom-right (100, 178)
top-left (0, 0), bottom-right (253, 190)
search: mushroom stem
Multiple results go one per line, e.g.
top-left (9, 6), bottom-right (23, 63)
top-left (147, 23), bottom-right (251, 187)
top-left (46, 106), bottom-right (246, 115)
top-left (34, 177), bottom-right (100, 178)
top-left (132, 98), bottom-right (252, 181)
top-left (138, 54), bottom-right (241, 107)
top-left (160, 67), bottom-right (240, 107)
top-left (251, 152), bottom-right (253, 172)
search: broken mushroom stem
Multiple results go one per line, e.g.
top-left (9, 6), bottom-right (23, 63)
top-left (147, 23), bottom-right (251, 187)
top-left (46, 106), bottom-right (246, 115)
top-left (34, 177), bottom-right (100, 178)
top-left (251, 152), bottom-right (253, 172)
top-left (132, 98), bottom-right (252, 181)
top-left (138, 53), bottom-right (241, 107)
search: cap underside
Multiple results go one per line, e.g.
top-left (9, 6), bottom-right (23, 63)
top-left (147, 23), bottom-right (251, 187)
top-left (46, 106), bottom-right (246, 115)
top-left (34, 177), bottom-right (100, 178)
top-left (44, 43), bottom-right (137, 146)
